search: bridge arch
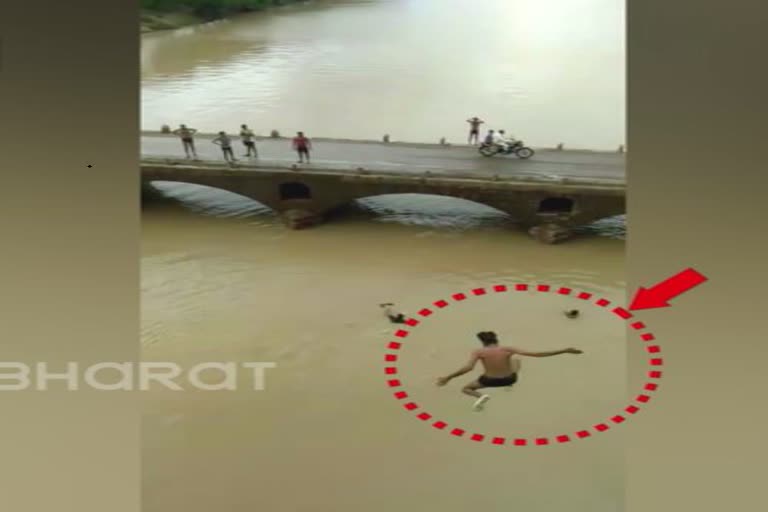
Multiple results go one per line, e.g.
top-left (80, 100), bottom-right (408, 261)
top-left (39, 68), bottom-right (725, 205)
top-left (279, 182), bottom-right (312, 200)
top-left (143, 180), bottom-right (277, 213)
top-left (339, 192), bottom-right (513, 219)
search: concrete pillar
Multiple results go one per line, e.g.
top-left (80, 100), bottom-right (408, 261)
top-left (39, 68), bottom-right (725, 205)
top-left (281, 209), bottom-right (323, 230)
top-left (528, 223), bottom-right (573, 244)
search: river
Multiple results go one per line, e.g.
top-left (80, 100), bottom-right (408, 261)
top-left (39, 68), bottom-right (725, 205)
top-left (141, 1), bottom-right (627, 511)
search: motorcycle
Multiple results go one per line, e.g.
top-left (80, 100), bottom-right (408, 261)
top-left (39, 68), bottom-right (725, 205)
top-left (478, 140), bottom-right (535, 159)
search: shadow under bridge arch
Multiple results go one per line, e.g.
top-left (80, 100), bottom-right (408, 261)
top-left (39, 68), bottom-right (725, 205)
top-left (279, 182), bottom-right (313, 200)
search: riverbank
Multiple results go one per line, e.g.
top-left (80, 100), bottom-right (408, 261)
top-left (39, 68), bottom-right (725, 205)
top-left (140, 1), bottom-right (305, 33)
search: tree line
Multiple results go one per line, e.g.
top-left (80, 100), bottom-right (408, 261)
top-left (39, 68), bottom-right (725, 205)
top-left (141, 0), bottom-right (294, 20)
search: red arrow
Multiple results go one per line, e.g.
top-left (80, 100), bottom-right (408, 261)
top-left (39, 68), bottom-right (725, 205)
top-left (628, 268), bottom-right (708, 311)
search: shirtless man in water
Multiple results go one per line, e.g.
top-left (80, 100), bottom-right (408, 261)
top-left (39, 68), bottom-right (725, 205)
top-left (436, 331), bottom-right (583, 411)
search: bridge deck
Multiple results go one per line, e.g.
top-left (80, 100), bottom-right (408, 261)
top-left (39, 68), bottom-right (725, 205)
top-left (141, 132), bottom-right (625, 184)
top-left (141, 160), bottom-right (625, 197)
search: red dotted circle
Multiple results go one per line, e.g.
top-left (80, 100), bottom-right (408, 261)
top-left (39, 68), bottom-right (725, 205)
top-left (384, 284), bottom-right (662, 446)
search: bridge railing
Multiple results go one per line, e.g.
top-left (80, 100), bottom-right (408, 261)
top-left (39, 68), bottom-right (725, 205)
top-left (144, 130), bottom-right (627, 154)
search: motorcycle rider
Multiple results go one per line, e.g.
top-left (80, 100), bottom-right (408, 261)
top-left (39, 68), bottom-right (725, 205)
top-left (499, 130), bottom-right (519, 152)
top-left (492, 129), bottom-right (510, 153)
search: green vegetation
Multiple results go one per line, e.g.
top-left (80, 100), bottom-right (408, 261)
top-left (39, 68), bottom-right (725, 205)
top-left (140, 0), bottom-right (303, 32)
top-left (141, 0), bottom-right (296, 21)
top-left (141, 11), bottom-right (202, 32)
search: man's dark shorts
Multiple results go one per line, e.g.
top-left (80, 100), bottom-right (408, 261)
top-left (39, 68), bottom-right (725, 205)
top-left (478, 374), bottom-right (518, 387)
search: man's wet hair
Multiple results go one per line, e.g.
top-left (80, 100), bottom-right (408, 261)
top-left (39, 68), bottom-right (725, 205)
top-left (476, 331), bottom-right (498, 346)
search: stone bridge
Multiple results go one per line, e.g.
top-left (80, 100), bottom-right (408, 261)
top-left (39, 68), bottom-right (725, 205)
top-left (141, 157), bottom-right (625, 243)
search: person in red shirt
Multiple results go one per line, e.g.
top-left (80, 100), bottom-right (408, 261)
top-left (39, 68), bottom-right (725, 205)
top-left (292, 131), bottom-right (312, 163)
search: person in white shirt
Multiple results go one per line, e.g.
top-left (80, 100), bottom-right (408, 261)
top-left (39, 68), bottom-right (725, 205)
top-left (499, 130), bottom-right (516, 143)
top-left (492, 129), bottom-right (509, 153)
top-left (240, 124), bottom-right (258, 158)
top-left (212, 131), bottom-right (237, 163)
top-left (497, 130), bottom-right (518, 152)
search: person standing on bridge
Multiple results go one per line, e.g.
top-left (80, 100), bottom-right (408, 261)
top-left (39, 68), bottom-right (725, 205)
top-left (240, 124), bottom-right (258, 158)
top-left (212, 131), bottom-right (237, 163)
top-left (172, 124), bottom-right (198, 160)
top-left (466, 117), bottom-right (485, 145)
top-left (293, 131), bottom-right (312, 164)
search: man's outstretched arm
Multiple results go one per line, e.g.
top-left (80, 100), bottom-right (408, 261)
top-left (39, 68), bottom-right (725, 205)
top-left (512, 348), bottom-right (583, 357)
top-left (437, 352), bottom-right (480, 386)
